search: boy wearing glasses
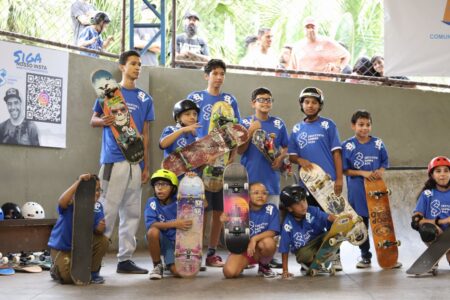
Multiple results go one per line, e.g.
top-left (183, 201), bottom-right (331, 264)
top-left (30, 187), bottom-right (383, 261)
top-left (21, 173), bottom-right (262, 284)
top-left (48, 173), bottom-right (109, 284)
top-left (222, 182), bottom-right (280, 278)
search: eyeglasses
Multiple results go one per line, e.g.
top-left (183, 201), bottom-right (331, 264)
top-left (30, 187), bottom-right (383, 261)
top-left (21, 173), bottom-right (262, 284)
top-left (251, 191), bottom-right (269, 195)
top-left (254, 97), bottom-right (273, 104)
top-left (154, 182), bottom-right (171, 188)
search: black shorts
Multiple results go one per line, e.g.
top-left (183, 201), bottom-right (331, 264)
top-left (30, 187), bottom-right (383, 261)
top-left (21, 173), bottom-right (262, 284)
top-left (205, 190), bottom-right (223, 212)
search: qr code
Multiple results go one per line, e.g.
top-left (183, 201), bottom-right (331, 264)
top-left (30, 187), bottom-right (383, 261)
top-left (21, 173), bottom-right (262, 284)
top-left (25, 73), bottom-right (63, 124)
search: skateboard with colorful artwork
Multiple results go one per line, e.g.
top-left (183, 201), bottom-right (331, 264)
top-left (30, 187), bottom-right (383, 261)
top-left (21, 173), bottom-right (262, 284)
top-left (3, 250), bottom-right (51, 271)
top-left (71, 178), bottom-right (96, 285)
top-left (203, 101), bottom-right (237, 192)
top-left (251, 129), bottom-right (292, 175)
top-left (299, 163), bottom-right (367, 246)
top-left (223, 163), bottom-right (250, 254)
top-left (162, 123), bottom-right (248, 177)
top-left (174, 175), bottom-right (205, 278)
top-left (364, 178), bottom-right (401, 268)
top-left (3, 253), bottom-right (42, 273)
top-left (407, 227), bottom-right (450, 276)
top-left (91, 69), bottom-right (144, 164)
top-left (309, 215), bottom-right (355, 276)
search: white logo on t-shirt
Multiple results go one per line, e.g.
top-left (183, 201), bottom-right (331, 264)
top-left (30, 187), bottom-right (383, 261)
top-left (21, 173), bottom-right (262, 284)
top-left (321, 121), bottom-right (329, 130)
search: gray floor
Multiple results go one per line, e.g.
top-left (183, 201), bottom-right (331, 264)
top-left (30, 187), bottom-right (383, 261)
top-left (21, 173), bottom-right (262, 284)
top-left (2, 242), bottom-right (450, 300)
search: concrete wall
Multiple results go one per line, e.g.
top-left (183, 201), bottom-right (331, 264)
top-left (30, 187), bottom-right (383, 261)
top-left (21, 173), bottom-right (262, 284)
top-left (1, 52), bottom-right (449, 250)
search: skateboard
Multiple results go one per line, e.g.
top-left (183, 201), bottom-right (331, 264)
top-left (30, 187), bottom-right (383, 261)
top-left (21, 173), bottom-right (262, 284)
top-left (365, 178), bottom-right (401, 268)
top-left (91, 69), bottom-right (144, 164)
top-left (162, 123), bottom-right (248, 177)
top-left (71, 178), bottom-right (96, 285)
top-left (4, 253), bottom-right (43, 273)
top-left (223, 163), bottom-right (250, 254)
top-left (0, 253), bottom-right (15, 275)
top-left (251, 129), bottom-right (292, 175)
top-left (174, 175), bottom-right (205, 278)
top-left (299, 163), bottom-right (367, 246)
top-left (309, 215), bottom-right (355, 276)
top-left (407, 227), bottom-right (450, 276)
top-left (203, 102), bottom-right (237, 192)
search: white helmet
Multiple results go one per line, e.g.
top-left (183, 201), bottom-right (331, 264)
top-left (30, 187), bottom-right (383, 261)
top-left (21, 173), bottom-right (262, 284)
top-left (21, 202), bottom-right (45, 219)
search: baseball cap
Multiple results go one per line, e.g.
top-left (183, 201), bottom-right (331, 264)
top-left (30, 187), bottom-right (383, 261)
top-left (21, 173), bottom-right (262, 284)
top-left (303, 16), bottom-right (316, 27)
top-left (4, 88), bottom-right (21, 102)
top-left (184, 10), bottom-right (200, 21)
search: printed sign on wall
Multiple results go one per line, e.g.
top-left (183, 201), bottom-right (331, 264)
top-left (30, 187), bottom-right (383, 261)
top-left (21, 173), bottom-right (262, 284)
top-left (0, 41), bottom-right (68, 148)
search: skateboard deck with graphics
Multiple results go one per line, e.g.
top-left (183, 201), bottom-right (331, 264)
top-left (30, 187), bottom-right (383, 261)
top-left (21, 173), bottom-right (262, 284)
top-left (91, 69), bottom-right (144, 164)
top-left (162, 123), bottom-right (248, 177)
top-left (71, 178), bottom-right (96, 285)
top-left (299, 163), bottom-right (367, 246)
top-left (203, 101), bottom-right (237, 192)
top-left (407, 227), bottom-right (450, 276)
top-left (223, 164), bottom-right (250, 254)
top-left (174, 175), bottom-right (205, 278)
top-left (309, 215), bottom-right (355, 276)
top-left (365, 178), bottom-right (401, 268)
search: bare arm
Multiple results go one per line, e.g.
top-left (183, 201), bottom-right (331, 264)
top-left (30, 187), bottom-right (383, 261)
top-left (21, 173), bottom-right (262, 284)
top-left (141, 121), bottom-right (150, 184)
top-left (58, 174), bottom-right (92, 210)
top-left (90, 112), bottom-right (115, 127)
top-left (332, 150), bottom-right (343, 195)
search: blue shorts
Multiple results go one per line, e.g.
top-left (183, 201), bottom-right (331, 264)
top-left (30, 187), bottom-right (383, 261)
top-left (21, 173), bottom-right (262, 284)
top-left (160, 234), bottom-right (175, 265)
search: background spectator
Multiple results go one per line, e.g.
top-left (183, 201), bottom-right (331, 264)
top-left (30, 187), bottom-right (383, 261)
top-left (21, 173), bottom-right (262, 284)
top-left (71, 0), bottom-right (96, 45)
top-left (276, 44), bottom-right (292, 77)
top-left (78, 11), bottom-right (114, 57)
top-left (242, 28), bottom-right (278, 71)
top-left (239, 35), bottom-right (258, 66)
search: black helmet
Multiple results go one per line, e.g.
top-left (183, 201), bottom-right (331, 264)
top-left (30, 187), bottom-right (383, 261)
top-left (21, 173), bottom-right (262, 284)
top-left (299, 87), bottom-right (324, 113)
top-left (172, 99), bottom-right (200, 122)
top-left (280, 185), bottom-right (308, 208)
top-left (1, 202), bottom-right (23, 219)
top-left (92, 12), bottom-right (111, 25)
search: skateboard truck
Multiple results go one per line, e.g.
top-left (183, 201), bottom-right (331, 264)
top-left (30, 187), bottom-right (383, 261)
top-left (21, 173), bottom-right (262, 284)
top-left (377, 240), bottom-right (401, 249)
top-left (369, 189), bottom-right (392, 199)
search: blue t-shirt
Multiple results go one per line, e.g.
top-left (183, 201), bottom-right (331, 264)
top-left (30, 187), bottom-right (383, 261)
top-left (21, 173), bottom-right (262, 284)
top-left (78, 27), bottom-right (103, 57)
top-left (159, 124), bottom-right (198, 158)
top-left (278, 206), bottom-right (330, 254)
top-left (250, 203), bottom-right (280, 237)
top-left (186, 90), bottom-right (240, 138)
top-left (342, 136), bottom-right (389, 217)
top-left (93, 87), bottom-right (155, 165)
top-left (414, 189), bottom-right (450, 231)
top-left (288, 116), bottom-right (341, 181)
top-left (144, 196), bottom-right (177, 241)
top-left (240, 116), bottom-right (289, 195)
top-left (48, 202), bottom-right (104, 251)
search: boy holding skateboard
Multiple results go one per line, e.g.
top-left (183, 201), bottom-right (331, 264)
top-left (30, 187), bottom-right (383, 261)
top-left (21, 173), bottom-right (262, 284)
top-left (287, 86), bottom-right (343, 270)
top-left (278, 185), bottom-right (337, 278)
top-left (411, 156), bottom-right (450, 272)
top-left (145, 169), bottom-right (190, 279)
top-left (159, 99), bottom-right (201, 160)
top-left (222, 182), bottom-right (280, 278)
top-left (90, 50), bottom-right (154, 274)
top-left (342, 110), bottom-right (395, 268)
top-left (48, 174), bottom-right (109, 284)
top-left (187, 59), bottom-right (241, 267)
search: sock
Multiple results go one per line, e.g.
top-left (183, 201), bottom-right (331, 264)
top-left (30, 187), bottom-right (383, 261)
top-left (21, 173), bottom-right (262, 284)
top-left (153, 260), bottom-right (162, 267)
top-left (259, 256), bottom-right (271, 265)
top-left (207, 248), bottom-right (216, 257)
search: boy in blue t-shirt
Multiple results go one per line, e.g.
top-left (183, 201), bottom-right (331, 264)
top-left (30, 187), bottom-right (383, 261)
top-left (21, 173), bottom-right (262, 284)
top-left (145, 169), bottom-right (191, 280)
top-left (342, 110), bottom-right (393, 269)
top-left (278, 185), bottom-right (337, 279)
top-left (90, 50), bottom-right (154, 274)
top-left (186, 59), bottom-right (241, 267)
top-left (78, 12), bottom-right (114, 57)
top-left (222, 182), bottom-right (280, 278)
top-left (159, 99), bottom-right (200, 163)
top-left (48, 174), bottom-right (109, 284)
top-left (287, 86), bottom-right (343, 270)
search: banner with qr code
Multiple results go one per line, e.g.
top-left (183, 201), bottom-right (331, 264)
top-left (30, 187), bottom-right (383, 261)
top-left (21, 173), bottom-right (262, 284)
top-left (0, 41), bottom-right (68, 148)
top-left (385, 0), bottom-right (450, 76)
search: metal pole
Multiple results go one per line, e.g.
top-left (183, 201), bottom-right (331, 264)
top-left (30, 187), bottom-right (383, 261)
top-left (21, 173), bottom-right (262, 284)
top-left (160, 0), bottom-right (166, 65)
top-left (171, 0), bottom-right (176, 68)
top-left (122, 0), bottom-right (127, 53)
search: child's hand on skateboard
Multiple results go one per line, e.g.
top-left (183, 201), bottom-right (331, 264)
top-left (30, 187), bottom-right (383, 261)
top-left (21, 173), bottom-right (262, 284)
top-left (271, 155), bottom-right (284, 170)
top-left (95, 219), bottom-right (106, 234)
top-left (372, 168), bottom-right (384, 179)
top-left (78, 173), bottom-right (93, 181)
top-left (334, 178), bottom-right (343, 196)
top-left (298, 158), bottom-right (313, 171)
top-left (185, 171), bottom-right (197, 178)
top-left (176, 219), bottom-right (193, 230)
top-left (102, 115), bottom-right (115, 126)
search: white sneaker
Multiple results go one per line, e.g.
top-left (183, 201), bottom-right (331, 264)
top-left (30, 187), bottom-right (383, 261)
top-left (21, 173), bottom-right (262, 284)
top-left (149, 263), bottom-right (163, 280)
top-left (331, 254), bottom-right (343, 271)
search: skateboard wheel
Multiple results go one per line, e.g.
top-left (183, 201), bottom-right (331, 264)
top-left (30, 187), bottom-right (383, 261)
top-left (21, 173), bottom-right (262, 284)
top-left (28, 255), bottom-right (35, 261)
top-left (13, 256), bottom-right (20, 263)
top-left (224, 228), bottom-right (229, 236)
top-left (0, 252), bottom-right (2, 259)
top-left (244, 183), bottom-right (249, 190)
top-left (330, 266), bottom-right (336, 276)
top-left (387, 189), bottom-right (392, 195)
top-left (396, 240), bottom-right (401, 247)
top-left (245, 228), bottom-right (250, 236)
top-left (432, 269), bottom-right (438, 276)
top-left (223, 183), bottom-right (229, 190)
top-left (329, 238), bottom-right (337, 247)
top-left (1, 257), bottom-right (8, 264)
top-left (310, 269), bottom-right (318, 277)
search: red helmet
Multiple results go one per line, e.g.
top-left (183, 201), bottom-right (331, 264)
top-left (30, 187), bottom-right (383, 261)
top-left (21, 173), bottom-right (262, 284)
top-left (427, 156), bottom-right (450, 175)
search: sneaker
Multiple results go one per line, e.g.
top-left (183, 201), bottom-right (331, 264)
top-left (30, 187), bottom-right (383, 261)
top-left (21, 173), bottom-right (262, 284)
top-left (268, 258), bottom-right (283, 269)
top-left (117, 260), bottom-right (149, 274)
top-left (428, 263), bottom-right (438, 274)
top-left (391, 261), bottom-right (402, 269)
top-left (205, 255), bottom-right (225, 267)
top-left (356, 258), bottom-right (371, 269)
top-left (331, 254), bottom-right (343, 271)
top-left (149, 263), bottom-right (163, 280)
top-left (258, 263), bottom-right (277, 278)
top-left (90, 272), bottom-right (105, 284)
top-left (200, 265), bottom-right (207, 272)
